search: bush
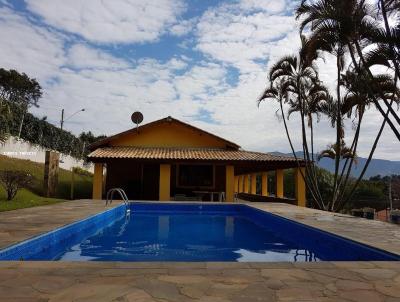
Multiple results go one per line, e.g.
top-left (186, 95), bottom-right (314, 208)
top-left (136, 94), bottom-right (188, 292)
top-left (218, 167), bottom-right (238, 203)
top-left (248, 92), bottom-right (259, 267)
top-left (0, 170), bottom-right (34, 200)
top-left (72, 166), bottom-right (93, 177)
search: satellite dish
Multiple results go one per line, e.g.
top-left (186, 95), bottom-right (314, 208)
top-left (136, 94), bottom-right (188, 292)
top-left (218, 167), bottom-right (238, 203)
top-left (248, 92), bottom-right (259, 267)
top-left (131, 111), bottom-right (143, 131)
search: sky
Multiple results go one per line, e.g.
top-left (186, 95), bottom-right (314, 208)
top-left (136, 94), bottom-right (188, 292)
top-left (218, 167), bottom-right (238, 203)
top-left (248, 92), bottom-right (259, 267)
top-left (0, 0), bottom-right (399, 160)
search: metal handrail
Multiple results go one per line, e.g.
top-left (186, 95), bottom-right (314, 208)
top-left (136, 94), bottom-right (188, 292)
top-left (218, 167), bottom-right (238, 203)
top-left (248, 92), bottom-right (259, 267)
top-left (106, 188), bottom-right (129, 206)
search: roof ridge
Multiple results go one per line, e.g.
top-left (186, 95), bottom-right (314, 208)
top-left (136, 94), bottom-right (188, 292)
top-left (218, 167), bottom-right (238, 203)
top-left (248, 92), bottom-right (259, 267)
top-left (103, 146), bottom-right (228, 151)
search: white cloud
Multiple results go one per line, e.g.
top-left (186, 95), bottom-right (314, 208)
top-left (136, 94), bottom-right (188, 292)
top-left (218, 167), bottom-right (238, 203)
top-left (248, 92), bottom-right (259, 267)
top-left (175, 63), bottom-right (228, 99)
top-left (169, 18), bottom-right (196, 37)
top-left (196, 2), bottom-right (296, 73)
top-left (239, 0), bottom-right (287, 13)
top-left (1, 1), bottom-right (398, 162)
top-left (25, 0), bottom-right (186, 43)
top-left (0, 7), bottom-right (65, 81)
top-left (67, 44), bottom-right (130, 70)
top-left (191, 1), bottom-right (399, 161)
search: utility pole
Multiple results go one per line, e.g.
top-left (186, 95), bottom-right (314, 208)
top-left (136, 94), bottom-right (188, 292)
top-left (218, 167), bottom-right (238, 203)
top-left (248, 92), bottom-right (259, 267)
top-left (60, 108), bottom-right (84, 131)
top-left (60, 108), bottom-right (64, 131)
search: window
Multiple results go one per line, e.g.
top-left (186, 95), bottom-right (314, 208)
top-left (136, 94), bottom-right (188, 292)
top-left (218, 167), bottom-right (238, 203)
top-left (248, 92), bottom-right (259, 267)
top-left (177, 164), bottom-right (214, 188)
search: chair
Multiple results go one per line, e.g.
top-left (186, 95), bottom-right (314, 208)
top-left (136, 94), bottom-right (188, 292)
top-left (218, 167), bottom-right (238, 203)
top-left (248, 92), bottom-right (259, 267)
top-left (174, 194), bottom-right (187, 201)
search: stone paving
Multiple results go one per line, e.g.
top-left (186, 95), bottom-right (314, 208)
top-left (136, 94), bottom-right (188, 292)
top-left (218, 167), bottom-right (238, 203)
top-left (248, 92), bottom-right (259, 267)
top-left (0, 200), bottom-right (399, 301)
top-left (0, 199), bottom-right (121, 249)
top-left (248, 202), bottom-right (400, 255)
top-left (0, 261), bottom-right (399, 301)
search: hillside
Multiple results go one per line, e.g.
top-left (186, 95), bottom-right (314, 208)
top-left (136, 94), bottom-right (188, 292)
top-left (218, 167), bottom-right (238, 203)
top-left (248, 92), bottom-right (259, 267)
top-left (0, 155), bottom-right (93, 211)
top-left (272, 152), bottom-right (400, 178)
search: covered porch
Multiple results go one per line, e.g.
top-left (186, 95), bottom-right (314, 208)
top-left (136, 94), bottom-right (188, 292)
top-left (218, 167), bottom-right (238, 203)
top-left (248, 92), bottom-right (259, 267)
top-left (89, 147), bottom-right (306, 206)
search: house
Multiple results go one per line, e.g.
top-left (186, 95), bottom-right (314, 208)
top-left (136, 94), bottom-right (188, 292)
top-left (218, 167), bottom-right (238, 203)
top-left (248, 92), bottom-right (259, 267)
top-left (88, 116), bottom-right (306, 205)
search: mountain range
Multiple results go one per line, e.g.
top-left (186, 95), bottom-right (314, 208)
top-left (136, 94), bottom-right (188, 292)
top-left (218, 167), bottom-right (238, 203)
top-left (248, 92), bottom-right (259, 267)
top-left (272, 152), bottom-right (400, 179)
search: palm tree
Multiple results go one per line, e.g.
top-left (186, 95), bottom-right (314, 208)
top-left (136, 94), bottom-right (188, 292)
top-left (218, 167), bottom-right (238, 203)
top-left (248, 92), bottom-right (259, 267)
top-left (318, 140), bottom-right (357, 162)
top-left (296, 0), bottom-right (351, 201)
top-left (377, 0), bottom-right (400, 77)
top-left (259, 42), bottom-right (330, 209)
top-left (296, 0), bottom-right (400, 140)
top-left (336, 69), bottom-right (400, 211)
top-left (296, 0), bottom-right (400, 211)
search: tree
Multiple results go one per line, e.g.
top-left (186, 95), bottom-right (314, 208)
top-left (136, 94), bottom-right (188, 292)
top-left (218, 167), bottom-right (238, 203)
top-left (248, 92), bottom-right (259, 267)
top-left (0, 170), bottom-right (34, 201)
top-left (259, 40), bottom-right (332, 210)
top-left (0, 68), bottom-right (42, 137)
top-left (0, 97), bottom-right (11, 144)
top-left (289, 0), bottom-right (399, 211)
top-left (78, 131), bottom-right (107, 158)
top-left (0, 68), bottom-right (42, 107)
top-left (296, 0), bottom-right (400, 140)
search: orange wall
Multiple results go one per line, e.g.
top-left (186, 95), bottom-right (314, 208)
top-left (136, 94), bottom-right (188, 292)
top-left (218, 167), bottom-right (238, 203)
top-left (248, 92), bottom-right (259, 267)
top-left (110, 122), bottom-right (228, 148)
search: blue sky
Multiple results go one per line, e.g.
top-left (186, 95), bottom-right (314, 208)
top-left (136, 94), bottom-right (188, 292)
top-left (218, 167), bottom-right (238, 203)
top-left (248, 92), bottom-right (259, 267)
top-left (0, 0), bottom-right (398, 160)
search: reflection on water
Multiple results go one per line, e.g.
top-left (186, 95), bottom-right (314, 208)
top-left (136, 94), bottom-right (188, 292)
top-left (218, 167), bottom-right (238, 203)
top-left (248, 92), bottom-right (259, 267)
top-left (158, 215), bottom-right (169, 241)
top-left (31, 212), bottom-right (321, 262)
top-left (236, 249), bottom-right (318, 262)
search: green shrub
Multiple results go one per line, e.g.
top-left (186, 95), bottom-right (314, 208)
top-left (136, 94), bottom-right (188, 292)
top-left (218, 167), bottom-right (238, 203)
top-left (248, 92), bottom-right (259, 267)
top-left (0, 170), bottom-right (34, 200)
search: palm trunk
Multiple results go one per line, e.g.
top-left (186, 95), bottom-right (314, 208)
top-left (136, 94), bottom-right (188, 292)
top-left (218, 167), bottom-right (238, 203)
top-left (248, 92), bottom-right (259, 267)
top-left (348, 42), bottom-right (400, 140)
top-left (298, 85), bottom-right (325, 207)
top-left (334, 111), bottom-right (363, 211)
top-left (379, 0), bottom-right (400, 79)
top-left (354, 41), bottom-right (400, 129)
top-left (338, 101), bottom-right (393, 211)
top-left (331, 53), bottom-right (342, 211)
top-left (279, 97), bottom-right (324, 209)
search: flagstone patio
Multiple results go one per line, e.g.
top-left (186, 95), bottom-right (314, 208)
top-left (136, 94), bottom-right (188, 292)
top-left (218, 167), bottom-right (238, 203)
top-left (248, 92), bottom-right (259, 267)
top-left (0, 200), bottom-right (398, 301)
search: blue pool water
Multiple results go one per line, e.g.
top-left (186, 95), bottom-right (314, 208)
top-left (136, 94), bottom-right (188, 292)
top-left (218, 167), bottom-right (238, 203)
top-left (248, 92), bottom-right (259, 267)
top-left (0, 203), bottom-right (398, 262)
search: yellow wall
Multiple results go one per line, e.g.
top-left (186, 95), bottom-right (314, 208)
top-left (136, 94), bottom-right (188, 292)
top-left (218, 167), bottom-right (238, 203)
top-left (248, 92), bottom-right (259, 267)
top-left (261, 172), bottom-right (268, 196)
top-left (225, 165), bottom-right (235, 202)
top-left (295, 167), bottom-right (306, 207)
top-left (234, 176), bottom-right (239, 192)
top-left (159, 164), bottom-right (171, 201)
top-left (238, 175), bottom-right (244, 193)
top-left (92, 163), bottom-right (103, 200)
top-left (276, 169), bottom-right (284, 198)
top-left (244, 175), bottom-right (249, 193)
top-left (250, 173), bottom-right (257, 194)
top-left (110, 121), bottom-right (229, 148)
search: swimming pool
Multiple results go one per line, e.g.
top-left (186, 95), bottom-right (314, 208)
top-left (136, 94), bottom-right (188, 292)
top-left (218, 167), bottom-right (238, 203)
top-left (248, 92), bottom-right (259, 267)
top-left (0, 203), bottom-right (398, 261)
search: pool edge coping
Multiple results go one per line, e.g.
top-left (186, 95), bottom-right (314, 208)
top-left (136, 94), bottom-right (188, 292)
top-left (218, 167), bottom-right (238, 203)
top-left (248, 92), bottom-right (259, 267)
top-left (0, 200), bottom-right (398, 261)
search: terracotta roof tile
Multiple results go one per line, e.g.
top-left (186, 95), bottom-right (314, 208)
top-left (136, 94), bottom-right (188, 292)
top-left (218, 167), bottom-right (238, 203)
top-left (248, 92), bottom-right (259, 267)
top-left (88, 147), bottom-right (301, 163)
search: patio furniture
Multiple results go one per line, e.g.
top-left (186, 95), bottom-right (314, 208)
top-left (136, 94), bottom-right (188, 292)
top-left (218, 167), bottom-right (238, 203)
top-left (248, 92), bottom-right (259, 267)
top-left (193, 191), bottom-right (226, 202)
top-left (174, 194), bottom-right (202, 201)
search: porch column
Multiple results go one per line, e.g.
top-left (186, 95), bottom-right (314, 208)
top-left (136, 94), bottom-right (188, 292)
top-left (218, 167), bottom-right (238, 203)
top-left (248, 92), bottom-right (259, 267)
top-left (92, 163), bottom-right (103, 200)
top-left (295, 167), bottom-right (306, 207)
top-left (261, 172), bottom-right (268, 197)
top-left (250, 173), bottom-right (257, 195)
top-left (226, 165), bottom-right (235, 202)
top-left (244, 174), bottom-right (249, 193)
top-left (234, 176), bottom-right (239, 192)
top-left (276, 169), bottom-right (284, 198)
top-left (159, 164), bottom-right (171, 201)
top-left (239, 175), bottom-right (244, 193)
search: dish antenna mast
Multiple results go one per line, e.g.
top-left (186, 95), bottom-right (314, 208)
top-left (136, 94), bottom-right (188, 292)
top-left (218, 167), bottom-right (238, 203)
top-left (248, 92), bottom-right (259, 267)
top-left (131, 111), bottom-right (144, 132)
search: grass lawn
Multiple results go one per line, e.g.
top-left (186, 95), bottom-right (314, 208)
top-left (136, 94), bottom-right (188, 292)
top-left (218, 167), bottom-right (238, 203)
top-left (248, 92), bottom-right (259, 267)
top-left (0, 188), bottom-right (67, 211)
top-left (0, 155), bottom-right (93, 212)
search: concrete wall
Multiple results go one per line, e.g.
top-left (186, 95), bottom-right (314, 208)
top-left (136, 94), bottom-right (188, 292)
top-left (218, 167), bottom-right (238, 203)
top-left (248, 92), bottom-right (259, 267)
top-left (0, 136), bottom-right (93, 172)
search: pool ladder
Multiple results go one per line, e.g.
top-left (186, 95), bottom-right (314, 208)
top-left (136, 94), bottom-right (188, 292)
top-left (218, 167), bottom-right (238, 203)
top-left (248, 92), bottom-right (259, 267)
top-left (106, 188), bottom-right (129, 206)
